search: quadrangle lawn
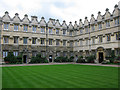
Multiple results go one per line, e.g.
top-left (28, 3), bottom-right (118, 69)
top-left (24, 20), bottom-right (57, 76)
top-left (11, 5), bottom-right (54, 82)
top-left (2, 64), bottom-right (119, 88)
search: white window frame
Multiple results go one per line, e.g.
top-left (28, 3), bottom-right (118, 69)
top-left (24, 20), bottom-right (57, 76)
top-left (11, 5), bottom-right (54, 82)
top-left (13, 51), bottom-right (18, 56)
top-left (63, 40), bottom-right (66, 46)
top-left (41, 28), bottom-right (45, 33)
top-left (92, 25), bottom-right (95, 31)
top-left (106, 21), bottom-right (110, 28)
top-left (23, 37), bottom-right (28, 44)
top-left (63, 30), bottom-right (66, 35)
top-left (49, 28), bottom-right (53, 34)
top-left (69, 31), bottom-right (72, 36)
top-left (98, 23), bottom-right (102, 30)
top-left (56, 29), bottom-right (59, 35)
top-left (56, 40), bottom-right (59, 46)
top-left (41, 39), bottom-right (45, 45)
top-left (33, 26), bottom-right (37, 33)
top-left (49, 39), bottom-right (52, 45)
top-left (3, 51), bottom-right (8, 58)
top-left (3, 37), bottom-right (9, 44)
top-left (4, 23), bottom-right (9, 30)
top-left (32, 38), bottom-right (37, 44)
top-left (14, 36), bottom-right (18, 44)
top-left (14, 24), bottom-right (19, 31)
top-left (24, 25), bottom-right (28, 32)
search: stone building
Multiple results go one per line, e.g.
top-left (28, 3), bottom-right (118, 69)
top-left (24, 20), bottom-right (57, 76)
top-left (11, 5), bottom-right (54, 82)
top-left (0, 4), bottom-right (120, 63)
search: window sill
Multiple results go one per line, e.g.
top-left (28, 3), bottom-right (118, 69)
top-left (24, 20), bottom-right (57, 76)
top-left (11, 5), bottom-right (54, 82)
top-left (14, 30), bottom-right (19, 31)
top-left (3, 29), bottom-right (8, 30)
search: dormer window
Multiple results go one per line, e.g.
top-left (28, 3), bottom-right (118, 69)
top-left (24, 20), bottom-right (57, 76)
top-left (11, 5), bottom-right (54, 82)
top-left (33, 26), bottom-right (37, 33)
top-left (85, 27), bottom-right (88, 33)
top-left (4, 23), bottom-right (9, 30)
top-left (41, 28), bottom-right (45, 33)
top-left (49, 28), bottom-right (52, 34)
top-left (69, 31), bottom-right (72, 36)
top-left (24, 25), bottom-right (28, 32)
top-left (63, 30), bottom-right (66, 35)
top-left (14, 24), bottom-right (19, 31)
top-left (106, 21), bottom-right (110, 28)
top-left (91, 25), bottom-right (95, 31)
top-left (115, 17), bottom-right (119, 26)
top-left (98, 23), bottom-right (102, 30)
top-left (56, 29), bottom-right (59, 35)
top-left (74, 31), bottom-right (77, 35)
top-left (80, 28), bottom-right (83, 34)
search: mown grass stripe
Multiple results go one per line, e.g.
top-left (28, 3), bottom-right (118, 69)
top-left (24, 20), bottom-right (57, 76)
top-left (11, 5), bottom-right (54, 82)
top-left (2, 64), bottom-right (118, 88)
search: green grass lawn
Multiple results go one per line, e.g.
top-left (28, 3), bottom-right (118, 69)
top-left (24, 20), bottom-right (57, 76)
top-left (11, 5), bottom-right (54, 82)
top-left (2, 64), bottom-right (119, 88)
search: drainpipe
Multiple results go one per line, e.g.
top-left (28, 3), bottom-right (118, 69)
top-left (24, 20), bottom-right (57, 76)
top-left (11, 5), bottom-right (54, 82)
top-left (0, 17), bottom-right (2, 63)
top-left (88, 24), bottom-right (91, 56)
top-left (46, 23), bottom-right (49, 62)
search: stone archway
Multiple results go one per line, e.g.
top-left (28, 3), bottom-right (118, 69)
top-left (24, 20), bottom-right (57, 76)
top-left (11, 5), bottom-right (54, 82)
top-left (22, 54), bottom-right (28, 64)
top-left (96, 47), bottom-right (105, 63)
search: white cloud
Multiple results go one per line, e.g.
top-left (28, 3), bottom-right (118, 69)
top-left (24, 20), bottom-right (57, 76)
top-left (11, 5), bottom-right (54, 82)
top-left (0, 0), bottom-right (119, 24)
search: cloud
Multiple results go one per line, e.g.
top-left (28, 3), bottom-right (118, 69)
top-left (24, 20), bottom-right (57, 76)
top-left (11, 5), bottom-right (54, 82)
top-left (0, 0), bottom-right (119, 24)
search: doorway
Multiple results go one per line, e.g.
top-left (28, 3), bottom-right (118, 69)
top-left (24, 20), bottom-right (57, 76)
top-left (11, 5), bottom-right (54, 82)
top-left (23, 55), bottom-right (27, 63)
top-left (75, 55), bottom-right (78, 62)
top-left (99, 52), bottom-right (103, 63)
top-left (49, 55), bottom-right (52, 62)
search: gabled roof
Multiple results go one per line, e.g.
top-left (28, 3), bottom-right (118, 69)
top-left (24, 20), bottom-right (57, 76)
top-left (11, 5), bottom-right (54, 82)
top-left (2, 11), bottom-right (11, 23)
top-left (90, 14), bottom-right (95, 24)
top-left (62, 20), bottom-right (67, 30)
top-left (31, 16), bottom-right (38, 26)
top-left (97, 11), bottom-right (103, 22)
top-left (12, 13), bottom-right (21, 24)
top-left (79, 19), bottom-right (83, 28)
top-left (68, 22), bottom-right (73, 31)
top-left (84, 17), bottom-right (89, 26)
top-left (55, 19), bottom-right (61, 29)
top-left (103, 8), bottom-right (111, 20)
top-left (112, 5), bottom-right (120, 17)
top-left (48, 18), bottom-right (54, 28)
top-left (74, 21), bottom-right (79, 30)
top-left (39, 17), bottom-right (46, 27)
top-left (22, 14), bottom-right (30, 25)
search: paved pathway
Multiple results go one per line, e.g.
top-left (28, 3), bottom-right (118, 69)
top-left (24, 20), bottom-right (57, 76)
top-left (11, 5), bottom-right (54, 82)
top-left (0, 63), bottom-right (120, 67)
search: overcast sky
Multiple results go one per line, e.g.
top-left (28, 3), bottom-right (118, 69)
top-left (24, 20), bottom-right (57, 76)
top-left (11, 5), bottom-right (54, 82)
top-left (0, 0), bottom-right (119, 24)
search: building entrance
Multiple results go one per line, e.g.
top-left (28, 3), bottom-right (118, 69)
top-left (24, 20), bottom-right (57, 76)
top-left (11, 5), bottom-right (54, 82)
top-left (49, 55), bottom-right (52, 62)
top-left (99, 52), bottom-right (103, 63)
top-left (23, 55), bottom-right (27, 63)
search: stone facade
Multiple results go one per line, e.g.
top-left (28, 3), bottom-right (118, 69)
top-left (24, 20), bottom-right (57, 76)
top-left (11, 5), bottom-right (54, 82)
top-left (0, 4), bottom-right (120, 63)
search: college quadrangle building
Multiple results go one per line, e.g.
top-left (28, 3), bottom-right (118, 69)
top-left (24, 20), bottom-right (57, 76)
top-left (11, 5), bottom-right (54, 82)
top-left (0, 2), bottom-right (120, 63)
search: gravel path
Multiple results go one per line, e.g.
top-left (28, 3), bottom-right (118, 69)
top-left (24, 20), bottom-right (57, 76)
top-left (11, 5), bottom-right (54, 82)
top-left (0, 63), bottom-right (120, 67)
